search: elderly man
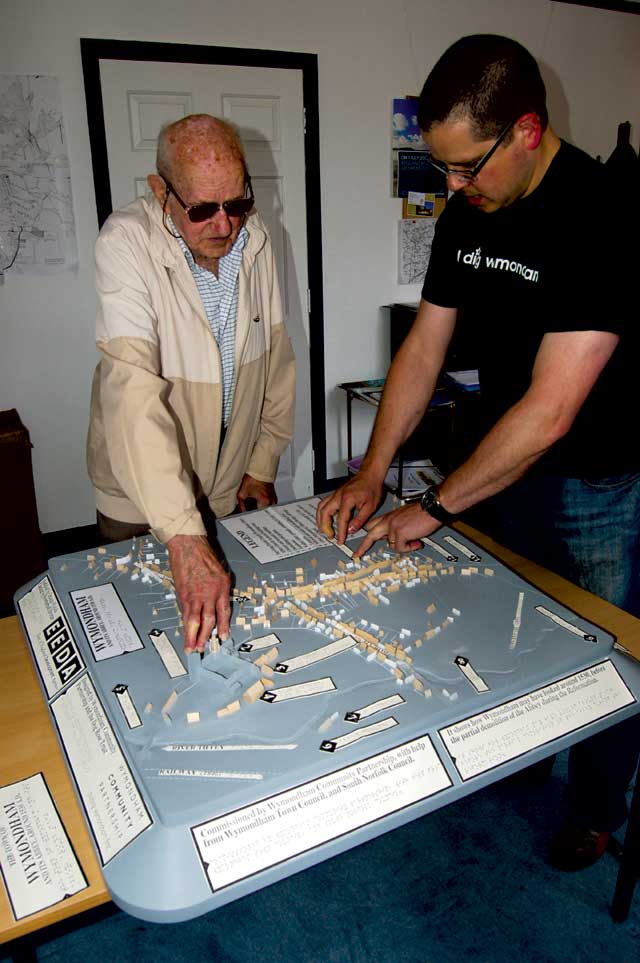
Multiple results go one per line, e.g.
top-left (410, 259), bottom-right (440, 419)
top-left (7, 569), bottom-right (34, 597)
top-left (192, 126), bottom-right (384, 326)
top-left (318, 36), bottom-right (639, 871)
top-left (88, 115), bottom-right (295, 652)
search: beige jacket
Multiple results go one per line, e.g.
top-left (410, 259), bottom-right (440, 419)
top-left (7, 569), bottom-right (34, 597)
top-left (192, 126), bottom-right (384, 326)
top-left (87, 197), bottom-right (295, 543)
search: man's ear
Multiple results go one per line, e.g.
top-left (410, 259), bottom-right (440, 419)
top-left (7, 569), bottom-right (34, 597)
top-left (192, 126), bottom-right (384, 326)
top-left (516, 113), bottom-right (543, 151)
top-left (147, 174), bottom-right (167, 204)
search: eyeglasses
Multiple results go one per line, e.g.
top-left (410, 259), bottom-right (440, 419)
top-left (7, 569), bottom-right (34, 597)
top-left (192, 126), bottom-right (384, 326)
top-left (163, 176), bottom-right (254, 222)
top-left (427, 116), bottom-right (518, 184)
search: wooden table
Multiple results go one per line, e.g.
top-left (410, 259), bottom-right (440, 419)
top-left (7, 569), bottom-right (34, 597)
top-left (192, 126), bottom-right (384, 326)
top-left (1, 524), bottom-right (638, 944)
top-left (0, 615), bottom-right (110, 948)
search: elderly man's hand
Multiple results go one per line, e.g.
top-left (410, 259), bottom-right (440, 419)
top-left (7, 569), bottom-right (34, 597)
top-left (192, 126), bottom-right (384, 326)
top-left (316, 471), bottom-right (384, 545)
top-left (236, 473), bottom-right (277, 512)
top-left (167, 534), bottom-right (231, 652)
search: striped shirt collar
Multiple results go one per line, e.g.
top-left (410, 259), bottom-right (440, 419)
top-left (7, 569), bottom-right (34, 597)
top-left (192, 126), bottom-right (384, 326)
top-left (171, 218), bottom-right (248, 276)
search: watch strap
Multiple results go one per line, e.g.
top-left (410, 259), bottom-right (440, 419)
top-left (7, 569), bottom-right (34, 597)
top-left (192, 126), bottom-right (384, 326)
top-left (420, 485), bottom-right (456, 524)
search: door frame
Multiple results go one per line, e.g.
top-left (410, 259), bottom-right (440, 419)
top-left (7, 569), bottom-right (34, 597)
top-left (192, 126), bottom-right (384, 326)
top-left (80, 37), bottom-right (327, 494)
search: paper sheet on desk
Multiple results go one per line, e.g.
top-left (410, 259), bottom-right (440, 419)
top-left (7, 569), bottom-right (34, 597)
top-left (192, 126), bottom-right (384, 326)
top-left (0, 773), bottom-right (87, 919)
top-left (347, 456), bottom-right (443, 495)
top-left (382, 460), bottom-right (444, 496)
top-left (220, 497), bottom-right (361, 564)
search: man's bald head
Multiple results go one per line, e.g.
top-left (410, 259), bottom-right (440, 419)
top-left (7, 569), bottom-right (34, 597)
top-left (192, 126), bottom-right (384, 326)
top-left (148, 114), bottom-right (250, 269)
top-left (156, 114), bottom-right (247, 184)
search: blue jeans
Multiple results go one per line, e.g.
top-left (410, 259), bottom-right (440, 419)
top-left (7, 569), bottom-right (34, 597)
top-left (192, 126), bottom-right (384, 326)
top-left (482, 470), bottom-right (640, 830)
top-left (484, 471), bottom-right (640, 616)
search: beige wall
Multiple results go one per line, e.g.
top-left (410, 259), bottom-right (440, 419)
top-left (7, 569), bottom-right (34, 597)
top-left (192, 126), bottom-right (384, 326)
top-left (1, 0), bottom-right (639, 530)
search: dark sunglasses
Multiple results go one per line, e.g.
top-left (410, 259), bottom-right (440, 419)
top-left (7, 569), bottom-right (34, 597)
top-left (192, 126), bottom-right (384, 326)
top-left (427, 116), bottom-right (519, 183)
top-left (163, 176), bottom-right (254, 222)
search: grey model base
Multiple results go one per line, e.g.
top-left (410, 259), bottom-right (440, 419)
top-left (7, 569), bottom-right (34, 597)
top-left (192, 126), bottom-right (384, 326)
top-left (14, 505), bottom-right (640, 922)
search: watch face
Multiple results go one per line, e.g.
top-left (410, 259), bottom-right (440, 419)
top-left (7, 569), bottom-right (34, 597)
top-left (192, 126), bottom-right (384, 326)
top-left (421, 488), bottom-right (438, 513)
top-left (421, 486), bottom-right (451, 522)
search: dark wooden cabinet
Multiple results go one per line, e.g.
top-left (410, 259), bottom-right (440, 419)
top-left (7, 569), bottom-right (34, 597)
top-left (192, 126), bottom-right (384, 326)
top-left (0, 409), bottom-right (44, 615)
top-left (386, 302), bottom-right (481, 372)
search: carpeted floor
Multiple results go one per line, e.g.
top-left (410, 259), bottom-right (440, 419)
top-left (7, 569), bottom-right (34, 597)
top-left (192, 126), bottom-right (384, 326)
top-left (4, 751), bottom-right (638, 963)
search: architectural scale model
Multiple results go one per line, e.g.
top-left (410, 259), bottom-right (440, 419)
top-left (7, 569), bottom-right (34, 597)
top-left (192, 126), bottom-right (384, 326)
top-left (13, 497), bottom-right (639, 922)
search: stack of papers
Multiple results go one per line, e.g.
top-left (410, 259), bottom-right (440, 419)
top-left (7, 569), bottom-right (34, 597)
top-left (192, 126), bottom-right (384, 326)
top-left (347, 455), bottom-right (444, 497)
top-left (445, 369), bottom-right (480, 392)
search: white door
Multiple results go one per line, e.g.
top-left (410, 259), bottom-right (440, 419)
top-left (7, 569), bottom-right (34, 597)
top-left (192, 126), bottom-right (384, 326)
top-left (99, 60), bottom-right (313, 501)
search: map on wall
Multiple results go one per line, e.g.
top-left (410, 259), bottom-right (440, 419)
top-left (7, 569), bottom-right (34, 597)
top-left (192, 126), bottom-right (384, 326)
top-left (398, 218), bottom-right (436, 284)
top-left (0, 74), bottom-right (78, 278)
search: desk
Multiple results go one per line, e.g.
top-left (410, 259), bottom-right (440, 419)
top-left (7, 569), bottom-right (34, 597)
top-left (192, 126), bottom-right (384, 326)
top-left (0, 616), bottom-right (110, 945)
top-left (337, 380), bottom-right (456, 493)
top-left (1, 522), bottom-right (638, 936)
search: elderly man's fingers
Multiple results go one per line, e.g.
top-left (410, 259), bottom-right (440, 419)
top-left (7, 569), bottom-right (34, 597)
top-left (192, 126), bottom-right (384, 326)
top-left (215, 593), bottom-right (232, 640)
top-left (195, 609), bottom-right (217, 653)
top-left (183, 608), bottom-right (202, 652)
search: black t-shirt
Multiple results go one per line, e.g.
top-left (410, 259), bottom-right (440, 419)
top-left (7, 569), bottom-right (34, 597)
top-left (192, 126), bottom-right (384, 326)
top-left (422, 140), bottom-right (636, 475)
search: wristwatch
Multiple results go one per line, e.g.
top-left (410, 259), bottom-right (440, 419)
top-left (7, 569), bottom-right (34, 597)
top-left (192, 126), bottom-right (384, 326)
top-left (420, 485), bottom-right (456, 525)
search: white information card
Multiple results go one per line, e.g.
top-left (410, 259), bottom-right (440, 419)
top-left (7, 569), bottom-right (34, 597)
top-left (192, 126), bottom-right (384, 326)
top-left (0, 773), bottom-right (86, 920)
top-left (70, 584), bottom-right (143, 661)
top-left (17, 576), bottom-right (84, 697)
top-left (192, 735), bottom-right (451, 891)
top-left (220, 497), bottom-right (358, 563)
top-left (51, 675), bottom-right (152, 863)
top-left (439, 660), bottom-right (635, 781)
